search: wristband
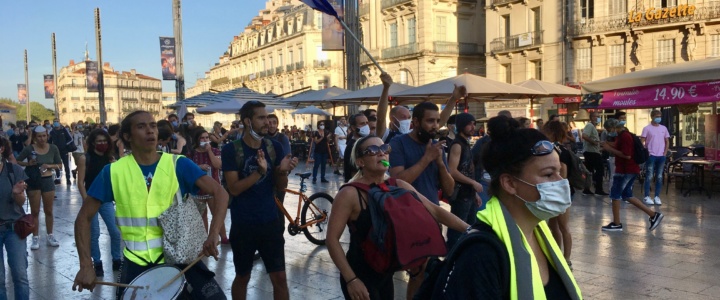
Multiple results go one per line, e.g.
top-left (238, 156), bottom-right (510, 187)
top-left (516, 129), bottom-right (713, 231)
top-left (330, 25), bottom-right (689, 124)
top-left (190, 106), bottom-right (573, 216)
top-left (346, 276), bottom-right (358, 285)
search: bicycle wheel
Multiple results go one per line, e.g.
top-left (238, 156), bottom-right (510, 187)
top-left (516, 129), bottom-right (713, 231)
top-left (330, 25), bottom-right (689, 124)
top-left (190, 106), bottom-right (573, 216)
top-left (301, 192), bottom-right (334, 245)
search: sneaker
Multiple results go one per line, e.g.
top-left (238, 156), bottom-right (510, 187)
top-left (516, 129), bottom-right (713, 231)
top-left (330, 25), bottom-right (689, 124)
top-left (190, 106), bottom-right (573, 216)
top-left (649, 212), bottom-right (664, 231)
top-left (312, 178), bottom-right (317, 184)
top-left (112, 259), bottom-right (122, 271)
top-left (595, 190), bottom-right (609, 196)
top-left (47, 234), bottom-right (60, 247)
top-left (94, 262), bottom-right (104, 277)
top-left (30, 236), bottom-right (40, 250)
top-left (333, 170), bottom-right (341, 175)
top-left (321, 179), bottom-right (329, 183)
top-left (643, 196), bottom-right (654, 205)
top-left (582, 190), bottom-right (595, 196)
top-left (654, 196), bottom-right (662, 206)
top-left (601, 222), bottom-right (623, 232)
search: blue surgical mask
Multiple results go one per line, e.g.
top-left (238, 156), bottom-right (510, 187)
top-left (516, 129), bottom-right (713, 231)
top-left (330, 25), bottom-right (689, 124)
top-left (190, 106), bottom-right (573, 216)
top-left (596, 117), bottom-right (602, 124)
top-left (608, 132), bottom-right (618, 137)
top-left (619, 120), bottom-right (626, 126)
top-left (53, 122), bottom-right (60, 128)
top-left (6, 129), bottom-right (14, 136)
top-left (653, 117), bottom-right (661, 124)
top-left (77, 125), bottom-right (83, 130)
top-left (171, 134), bottom-right (177, 140)
top-left (513, 177), bottom-right (572, 220)
top-left (171, 121), bottom-right (178, 128)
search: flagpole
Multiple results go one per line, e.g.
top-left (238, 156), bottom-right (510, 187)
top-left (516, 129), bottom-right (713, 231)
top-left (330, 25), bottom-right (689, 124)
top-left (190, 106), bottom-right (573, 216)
top-left (335, 17), bottom-right (384, 74)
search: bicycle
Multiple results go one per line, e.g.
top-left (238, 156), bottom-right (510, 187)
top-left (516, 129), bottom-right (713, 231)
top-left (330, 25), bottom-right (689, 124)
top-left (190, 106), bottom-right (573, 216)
top-left (274, 171), bottom-right (333, 245)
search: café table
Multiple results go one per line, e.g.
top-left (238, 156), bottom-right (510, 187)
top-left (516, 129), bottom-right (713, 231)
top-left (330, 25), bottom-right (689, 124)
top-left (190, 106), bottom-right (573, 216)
top-left (681, 159), bottom-right (720, 198)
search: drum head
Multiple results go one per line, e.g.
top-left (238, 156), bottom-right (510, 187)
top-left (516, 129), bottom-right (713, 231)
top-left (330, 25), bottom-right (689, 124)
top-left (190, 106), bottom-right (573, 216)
top-left (121, 265), bottom-right (186, 300)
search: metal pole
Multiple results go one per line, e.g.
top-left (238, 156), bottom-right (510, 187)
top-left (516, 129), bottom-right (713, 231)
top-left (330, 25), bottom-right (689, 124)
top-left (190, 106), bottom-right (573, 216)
top-left (95, 8), bottom-right (107, 123)
top-left (337, 17), bottom-right (383, 73)
top-left (173, 0), bottom-right (185, 101)
top-left (52, 33), bottom-right (59, 120)
top-left (24, 50), bottom-right (31, 122)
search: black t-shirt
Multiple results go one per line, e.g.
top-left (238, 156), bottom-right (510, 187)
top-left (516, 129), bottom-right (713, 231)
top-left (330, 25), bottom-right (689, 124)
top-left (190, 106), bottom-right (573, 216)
top-left (557, 144), bottom-right (575, 195)
top-left (313, 130), bottom-right (329, 154)
top-left (10, 133), bottom-right (28, 153)
top-left (343, 137), bottom-right (357, 183)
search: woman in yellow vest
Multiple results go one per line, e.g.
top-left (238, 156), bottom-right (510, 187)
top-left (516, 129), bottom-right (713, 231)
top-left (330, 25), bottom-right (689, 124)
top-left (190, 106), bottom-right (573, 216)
top-left (71, 111), bottom-right (230, 299)
top-left (437, 115), bottom-right (583, 299)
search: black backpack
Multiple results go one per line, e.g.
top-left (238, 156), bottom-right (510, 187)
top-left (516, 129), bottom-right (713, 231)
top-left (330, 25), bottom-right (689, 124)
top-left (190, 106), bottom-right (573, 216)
top-left (414, 221), bottom-right (510, 300)
top-left (629, 133), bottom-right (649, 165)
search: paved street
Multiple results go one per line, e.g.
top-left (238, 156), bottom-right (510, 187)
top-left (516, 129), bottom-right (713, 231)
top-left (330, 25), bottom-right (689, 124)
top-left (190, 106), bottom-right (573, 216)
top-left (3, 162), bottom-right (720, 299)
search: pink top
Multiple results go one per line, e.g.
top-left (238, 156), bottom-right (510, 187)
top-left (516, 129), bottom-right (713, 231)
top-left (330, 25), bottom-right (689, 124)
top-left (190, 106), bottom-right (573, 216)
top-left (641, 124), bottom-right (670, 157)
top-left (190, 148), bottom-right (221, 182)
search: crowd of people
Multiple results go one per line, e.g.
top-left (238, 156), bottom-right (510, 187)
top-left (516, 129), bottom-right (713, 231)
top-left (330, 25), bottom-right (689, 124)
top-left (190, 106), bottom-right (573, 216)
top-left (0, 73), bottom-right (671, 299)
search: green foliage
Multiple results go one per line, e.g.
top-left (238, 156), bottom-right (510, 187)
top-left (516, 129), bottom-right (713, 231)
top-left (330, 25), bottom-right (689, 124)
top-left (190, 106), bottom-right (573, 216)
top-left (0, 98), bottom-right (56, 122)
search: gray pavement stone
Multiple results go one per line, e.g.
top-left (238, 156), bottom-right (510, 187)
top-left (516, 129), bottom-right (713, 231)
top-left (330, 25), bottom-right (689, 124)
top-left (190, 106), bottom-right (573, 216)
top-left (2, 162), bottom-right (720, 299)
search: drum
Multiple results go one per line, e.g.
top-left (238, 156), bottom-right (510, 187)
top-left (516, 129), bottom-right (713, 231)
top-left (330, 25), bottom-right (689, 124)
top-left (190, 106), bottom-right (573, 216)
top-left (121, 265), bottom-right (186, 300)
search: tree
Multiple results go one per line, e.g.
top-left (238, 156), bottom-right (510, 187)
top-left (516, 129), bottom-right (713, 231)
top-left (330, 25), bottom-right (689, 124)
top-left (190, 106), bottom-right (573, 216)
top-left (0, 98), bottom-right (56, 123)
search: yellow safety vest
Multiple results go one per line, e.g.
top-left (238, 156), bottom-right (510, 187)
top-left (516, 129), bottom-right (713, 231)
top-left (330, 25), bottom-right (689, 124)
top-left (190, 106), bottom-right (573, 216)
top-left (476, 197), bottom-right (583, 300)
top-left (111, 153), bottom-right (180, 266)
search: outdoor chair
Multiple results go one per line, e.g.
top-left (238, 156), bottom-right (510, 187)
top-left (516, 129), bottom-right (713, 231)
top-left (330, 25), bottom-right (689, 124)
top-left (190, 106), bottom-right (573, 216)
top-left (709, 162), bottom-right (720, 197)
top-left (666, 157), bottom-right (696, 195)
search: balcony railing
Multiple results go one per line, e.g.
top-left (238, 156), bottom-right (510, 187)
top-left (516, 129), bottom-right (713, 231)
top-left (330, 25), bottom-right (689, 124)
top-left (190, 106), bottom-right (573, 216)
top-left (433, 42), bottom-right (484, 55)
top-left (657, 60), bottom-right (675, 67)
top-left (381, 43), bottom-right (419, 60)
top-left (381, 0), bottom-right (412, 9)
top-left (360, 48), bottom-right (381, 64)
top-left (211, 77), bottom-right (229, 86)
top-left (572, 4), bottom-right (720, 36)
top-left (576, 69), bottom-right (593, 83)
top-left (286, 63), bottom-right (295, 72)
top-left (275, 66), bottom-right (284, 74)
top-left (609, 66), bottom-right (626, 76)
top-left (268, 68), bottom-right (275, 75)
top-left (71, 97), bottom-right (81, 101)
top-left (259, 70), bottom-right (267, 78)
top-left (491, 0), bottom-right (520, 5)
top-left (314, 59), bottom-right (331, 68)
top-left (359, 3), bottom-right (369, 16)
top-left (490, 31), bottom-right (543, 52)
top-left (295, 61), bottom-right (305, 70)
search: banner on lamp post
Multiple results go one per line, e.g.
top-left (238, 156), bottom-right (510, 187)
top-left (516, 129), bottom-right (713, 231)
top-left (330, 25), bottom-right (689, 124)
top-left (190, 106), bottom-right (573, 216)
top-left (17, 84), bottom-right (27, 105)
top-left (44, 75), bottom-right (55, 99)
top-left (160, 37), bottom-right (177, 80)
top-left (86, 61), bottom-right (99, 92)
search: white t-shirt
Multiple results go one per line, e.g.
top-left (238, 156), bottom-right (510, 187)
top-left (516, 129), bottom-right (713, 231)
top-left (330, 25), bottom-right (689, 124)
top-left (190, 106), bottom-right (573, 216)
top-left (73, 131), bottom-right (85, 154)
top-left (335, 125), bottom-right (348, 147)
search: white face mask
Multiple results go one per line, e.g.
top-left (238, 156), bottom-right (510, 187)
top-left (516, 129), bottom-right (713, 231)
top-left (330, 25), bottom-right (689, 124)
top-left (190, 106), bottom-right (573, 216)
top-left (357, 125), bottom-right (370, 137)
top-left (248, 123), bottom-right (263, 141)
top-left (513, 178), bottom-right (572, 220)
top-left (200, 141), bottom-right (209, 147)
top-left (319, 125), bottom-right (325, 130)
top-left (237, 124), bottom-right (244, 129)
top-left (396, 118), bottom-right (411, 134)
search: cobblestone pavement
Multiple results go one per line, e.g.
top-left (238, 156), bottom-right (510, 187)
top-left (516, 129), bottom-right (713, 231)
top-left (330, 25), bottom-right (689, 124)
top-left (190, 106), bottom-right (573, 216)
top-left (3, 162), bottom-right (720, 299)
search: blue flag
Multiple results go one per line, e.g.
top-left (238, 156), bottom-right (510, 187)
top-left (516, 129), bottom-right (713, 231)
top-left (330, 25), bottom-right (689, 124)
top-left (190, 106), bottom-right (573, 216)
top-left (300, 0), bottom-right (338, 17)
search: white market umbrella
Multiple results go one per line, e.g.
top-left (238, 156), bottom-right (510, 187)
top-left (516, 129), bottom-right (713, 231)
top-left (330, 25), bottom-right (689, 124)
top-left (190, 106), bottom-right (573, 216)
top-left (196, 99), bottom-right (289, 114)
top-left (291, 105), bottom-right (332, 116)
top-left (390, 73), bottom-right (545, 102)
top-left (515, 79), bottom-right (581, 117)
top-left (283, 86), bottom-right (351, 108)
top-left (329, 83), bottom-right (415, 103)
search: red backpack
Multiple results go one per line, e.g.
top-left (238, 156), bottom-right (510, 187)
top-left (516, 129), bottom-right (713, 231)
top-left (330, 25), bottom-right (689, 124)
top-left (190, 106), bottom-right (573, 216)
top-left (344, 178), bottom-right (447, 274)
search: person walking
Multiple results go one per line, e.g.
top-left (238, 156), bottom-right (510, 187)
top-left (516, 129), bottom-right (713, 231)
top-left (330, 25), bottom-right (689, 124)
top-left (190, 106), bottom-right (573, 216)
top-left (581, 112), bottom-right (608, 196)
top-left (641, 110), bottom-right (670, 205)
top-left (312, 120), bottom-right (330, 184)
top-left (71, 123), bottom-right (86, 182)
top-left (326, 135), bottom-right (468, 300)
top-left (446, 113), bottom-right (482, 249)
top-left (189, 129), bottom-right (229, 244)
top-left (0, 137), bottom-right (30, 300)
top-left (221, 101), bottom-right (298, 300)
top-left (600, 119), bottom-right (664, 232)
top-left (334, 116), bottom-right (348, 175)
top-left (77, 129), bottom-right (122, 277)
top-left (16, 126), bottom-right (62, 250)
top-left (73, 111), bottom-right (228, 299)
top-left (430, 115), bottom-right (582, 299)
top-left (49, 119), bottom-right (73, 185)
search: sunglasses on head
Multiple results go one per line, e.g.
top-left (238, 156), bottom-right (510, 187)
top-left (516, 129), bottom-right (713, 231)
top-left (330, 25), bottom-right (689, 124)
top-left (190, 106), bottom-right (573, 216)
top-left (530, 140), bottom-right (558, 156)
top-left (362, 144), bottom-right (392, 157)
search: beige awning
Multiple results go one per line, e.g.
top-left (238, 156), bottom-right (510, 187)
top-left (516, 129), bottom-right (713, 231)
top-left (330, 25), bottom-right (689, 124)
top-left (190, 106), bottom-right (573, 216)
top-left (515, 79), bottom-right (581, 97)
top-left (390, 73), bottom-right (545, 102)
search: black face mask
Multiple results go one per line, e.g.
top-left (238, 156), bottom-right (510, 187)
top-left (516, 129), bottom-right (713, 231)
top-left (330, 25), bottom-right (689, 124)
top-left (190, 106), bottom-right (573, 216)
top-left (417, 127), bottom-right (435, 144)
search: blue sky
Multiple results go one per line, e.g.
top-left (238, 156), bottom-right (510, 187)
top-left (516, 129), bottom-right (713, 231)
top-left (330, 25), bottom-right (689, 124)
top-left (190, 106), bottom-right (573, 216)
top-left (0, 0), bottom-right (266, 109)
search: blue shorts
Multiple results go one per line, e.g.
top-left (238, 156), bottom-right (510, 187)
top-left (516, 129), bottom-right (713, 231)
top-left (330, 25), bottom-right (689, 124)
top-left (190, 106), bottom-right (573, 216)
top-left (610, 173), bottom-right (637, 200)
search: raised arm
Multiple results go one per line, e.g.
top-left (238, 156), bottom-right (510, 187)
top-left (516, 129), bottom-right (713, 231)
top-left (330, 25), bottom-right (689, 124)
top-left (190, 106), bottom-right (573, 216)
top-left (375, 73), bottom-right (393, 139)
top-left (440, 85), bottom-right (467, 126)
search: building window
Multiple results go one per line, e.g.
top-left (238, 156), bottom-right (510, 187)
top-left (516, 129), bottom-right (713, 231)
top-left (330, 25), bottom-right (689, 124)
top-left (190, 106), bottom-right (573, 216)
top-left (289, 50), bottom-right (294, 64)
top-left (435, 16), bottom-right (447, 42)
top-left (529, 60), bottom-right (542, 80)
top-left (657, 39), bottom-right (675, 65)
top-left (399, 70), bottom-right (408, 84)
top-left (501, 64), bottom-right (512, 83)
top-left (389, 23), bottom-right (398, 47)
top-left (580, 0), bottom-right (594, 19)
top-left (655, 0), bottom-right (678, 8)
top-left (501, 15), bottom-right (510, 38)
top-left (408, 18), bottom-right (417, 44)
top-left (278, 53), bottom-right (283, 66)
top-left (608, 0), bottom-right (626, 16)
top-left (609, 44), bottom-right (625, 67)
top-left (298, 46), bottom-right (303, 62)
top-left (711, 34), bottom-right (720, 57)
top-left (530, 8), bottom-right (541, 33)
top-left (318, 79), bottom-right (329, 90)
top-left (269, 56), bottom-right (274, 69)
top-left (576, 48), bottom-right (592, 82)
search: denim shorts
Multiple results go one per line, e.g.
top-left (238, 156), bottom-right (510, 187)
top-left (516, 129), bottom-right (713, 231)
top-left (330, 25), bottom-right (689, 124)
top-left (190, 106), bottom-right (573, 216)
top-left (610, 173), bottom-right (637, 200)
